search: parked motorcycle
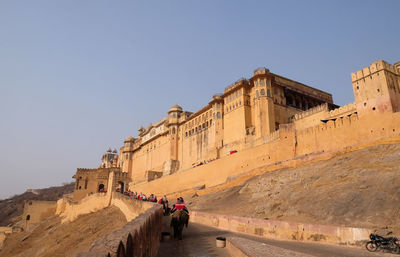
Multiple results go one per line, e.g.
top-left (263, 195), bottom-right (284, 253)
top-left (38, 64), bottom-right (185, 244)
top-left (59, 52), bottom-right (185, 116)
top-left (366, 233), bottom-right (400, 254)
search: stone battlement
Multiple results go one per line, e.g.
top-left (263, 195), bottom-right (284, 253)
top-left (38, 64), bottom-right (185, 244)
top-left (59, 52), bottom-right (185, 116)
top-left (351, 59), bottom-right (399, 82)
top-left (328, 103), bottom-right (357, 118)
top-left (294, 103), bottom-right (329, 121)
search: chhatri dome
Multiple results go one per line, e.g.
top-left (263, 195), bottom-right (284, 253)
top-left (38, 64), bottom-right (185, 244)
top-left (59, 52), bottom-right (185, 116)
top-left (169, 104), bottom-right (182, 113)
top-left (125, 136), bottom-right (134, 142)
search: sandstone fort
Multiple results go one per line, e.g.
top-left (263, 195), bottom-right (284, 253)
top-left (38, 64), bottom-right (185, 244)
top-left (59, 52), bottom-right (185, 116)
top-left (71, 59), bottom-right (400, 200)
top-left (3, 59), bottom-right (400, 257)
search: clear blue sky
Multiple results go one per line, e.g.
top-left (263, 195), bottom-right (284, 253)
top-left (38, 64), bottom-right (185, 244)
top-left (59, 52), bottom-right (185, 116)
top-left (0, 1), bottom-right (398, 199)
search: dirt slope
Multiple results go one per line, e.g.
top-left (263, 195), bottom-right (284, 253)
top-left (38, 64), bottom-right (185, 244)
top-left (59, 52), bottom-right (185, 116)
top-left (0, 183), bottom-right (74, 226)
top-left (0, 206), bottom-right (126, 257)
top-left (186, 143), bottom-right (400, 232)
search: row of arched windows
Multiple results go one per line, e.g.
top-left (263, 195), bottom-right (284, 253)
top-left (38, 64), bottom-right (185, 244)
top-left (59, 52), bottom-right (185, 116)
top-left (255, 89), bottom-right (271, 98)
top-left (185, 119), bottom-right (212, 137)
top-left (185, 110), bottom-right (213, 130)
top-left (226, 101), bottom-right (242, 112)
top-left (225, 89), bottom-right (242, 103)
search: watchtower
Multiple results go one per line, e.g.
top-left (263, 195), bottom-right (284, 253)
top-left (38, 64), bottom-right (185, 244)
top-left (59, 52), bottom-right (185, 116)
top-left (251, 68), bottom-right (276, 138)
top-left (167, 105), bottom-right (182, 161)
top-left (351, 60), bottom-right (400, 117)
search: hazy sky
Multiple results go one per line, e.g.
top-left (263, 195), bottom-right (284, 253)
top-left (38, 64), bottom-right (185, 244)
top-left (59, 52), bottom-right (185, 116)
top-left (0, 1), bottom-right (398, 199)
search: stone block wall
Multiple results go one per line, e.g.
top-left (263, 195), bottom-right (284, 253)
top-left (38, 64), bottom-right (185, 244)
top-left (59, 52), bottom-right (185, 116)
top-left (76, 203), bottom-right (163, 257)
top-left (190, 211), bottom-right (371, 246)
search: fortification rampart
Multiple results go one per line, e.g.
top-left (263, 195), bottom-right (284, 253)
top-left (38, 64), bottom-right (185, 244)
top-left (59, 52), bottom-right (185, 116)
top-left (130, 110), bottom-right (400, 196)
top-left (0, 227), bottom-right (12, 249)
top-left (294, 103), bottom-right (329, 121)
top-left (22, 200), bottom-right (57, 231)
top-left (351, 59), bottom-right (397, 82)
top-left (76, 196), bottom-right (163, 257)
top-left (56, 193), bottom-right (111, 223)
top-left (56, 191), bottom-right (156, 223)
top-left (327, 103), bottom-right (357, 118)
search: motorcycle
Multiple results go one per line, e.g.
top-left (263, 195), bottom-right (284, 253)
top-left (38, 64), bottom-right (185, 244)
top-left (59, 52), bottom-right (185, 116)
top-left (366, 233), bottom-right (400, 254)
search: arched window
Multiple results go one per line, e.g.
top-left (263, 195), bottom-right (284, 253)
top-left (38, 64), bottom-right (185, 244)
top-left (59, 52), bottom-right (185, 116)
top-left (217, 112), bottom-right (221, 118)
top-left (117, 181), bottom-right (124, 193)
top-left (260, 89), bottom-right (265, 96)
top-left (84, 178), bottom-right (88, 189)
top-left (26, 215), bottom-right (30, 221)
top-left (267, 89), bottom-right (271, 97)
top-left (98, 184), bottom-right (105, 192)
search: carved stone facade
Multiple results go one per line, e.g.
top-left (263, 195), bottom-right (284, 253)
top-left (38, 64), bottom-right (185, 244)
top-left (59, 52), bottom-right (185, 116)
top-left (72, 60), bottom-right (400, 198)
top-left (119, 67), bottom-right (343, 184)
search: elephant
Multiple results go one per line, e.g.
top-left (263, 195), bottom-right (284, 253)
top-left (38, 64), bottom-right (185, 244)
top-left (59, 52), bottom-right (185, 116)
top-left (170, 210), bottom-right (189, 240)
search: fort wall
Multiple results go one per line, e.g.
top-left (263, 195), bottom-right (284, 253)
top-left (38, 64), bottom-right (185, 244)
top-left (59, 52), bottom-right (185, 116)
top-left (56, 193), bottom-right (111, 223)
top-left (130, 110), bottom-right (400, 196)
top-left (190, 211), bottom-right (371, 246)
top-left (58, 188), bottom-right (156, 223)
top-left (22, 200), bottom-right (57, 231)
top-left (0, 227), bottom-right (12, 249)
top-left (76, 201), bottom-right (162, 257)
top-left (71, 60), bottom-right (400, 208)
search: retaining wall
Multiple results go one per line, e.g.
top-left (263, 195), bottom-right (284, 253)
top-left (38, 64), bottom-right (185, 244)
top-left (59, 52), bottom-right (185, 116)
top-left (190, 211), bottom-right (371, 246)
top-left (76, 200), bottom-right (163, 257)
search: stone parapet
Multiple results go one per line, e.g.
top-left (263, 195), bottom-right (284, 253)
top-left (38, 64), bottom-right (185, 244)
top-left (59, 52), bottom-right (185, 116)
top-left (76, 201), bottom-right (163, 257)
top-left (293, 103), bottom-right (329, 121)
top-left (351, 59), bottom-right (398, 82)
top-left (328, 103), bottom-right (357, 118)
top-left (226, 236), bottom-right (314, 257)
top-left (190, 211), bottom-right (371, 246)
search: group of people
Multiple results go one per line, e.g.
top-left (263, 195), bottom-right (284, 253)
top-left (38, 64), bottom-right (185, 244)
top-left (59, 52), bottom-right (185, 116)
top-left (192, 158), bottom-right (217, 168)
top-left (115, 188), bottom-right (189, 217)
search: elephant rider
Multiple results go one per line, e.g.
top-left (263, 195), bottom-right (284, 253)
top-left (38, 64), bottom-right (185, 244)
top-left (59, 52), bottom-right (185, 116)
top-left (170, 197), bottom-right (189, 214)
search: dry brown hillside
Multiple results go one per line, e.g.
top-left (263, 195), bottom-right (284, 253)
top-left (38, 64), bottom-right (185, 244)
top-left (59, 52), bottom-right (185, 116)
top-left (186, 143), bottom-right (400, 232)
top-left (0, 183), bottom-right (74, 226)
top-left (0, 206), bottom-right (126, 257)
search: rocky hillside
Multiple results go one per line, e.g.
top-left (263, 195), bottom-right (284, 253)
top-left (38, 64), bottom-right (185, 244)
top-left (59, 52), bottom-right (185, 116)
top-left (0, 206), bottom-right (126, 257)
top-left (0, 183), bottom-right (74, 226)
top-left (186, 143), bottom-right (400, 232)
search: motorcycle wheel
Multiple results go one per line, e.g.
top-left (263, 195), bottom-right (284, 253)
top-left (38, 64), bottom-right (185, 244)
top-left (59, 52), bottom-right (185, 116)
top-left (366, 241), bottom-right (379, 252)
top-left (391, 244), bottom-right (400, 254)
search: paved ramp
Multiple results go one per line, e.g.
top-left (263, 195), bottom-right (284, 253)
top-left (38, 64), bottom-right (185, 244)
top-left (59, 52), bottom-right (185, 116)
top-left (157, 218), bottom-right (392, 257)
